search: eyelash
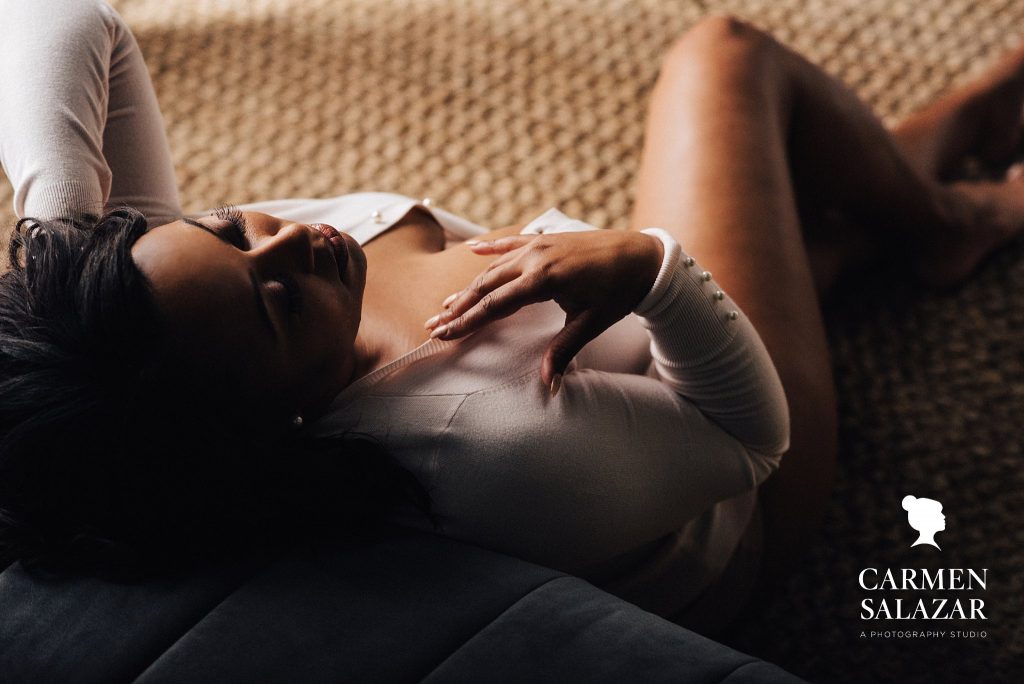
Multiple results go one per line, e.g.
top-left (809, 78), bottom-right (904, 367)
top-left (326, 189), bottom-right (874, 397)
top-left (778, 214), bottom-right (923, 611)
top-left (213, 204), bottom-right (251, 249)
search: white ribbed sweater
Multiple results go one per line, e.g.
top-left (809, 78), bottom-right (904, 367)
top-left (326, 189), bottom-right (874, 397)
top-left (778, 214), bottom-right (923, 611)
top-left (312, 207), bottom-right (789, 620)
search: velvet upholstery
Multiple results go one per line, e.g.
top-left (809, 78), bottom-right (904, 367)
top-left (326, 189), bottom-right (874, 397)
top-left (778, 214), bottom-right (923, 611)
top-left (0, 529), bottom-right (803, 683)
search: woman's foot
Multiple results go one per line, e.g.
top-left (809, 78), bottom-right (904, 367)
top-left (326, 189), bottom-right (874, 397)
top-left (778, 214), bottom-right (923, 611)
top-left (893, 44), bottom-right (1024, 180)
top-left (912, 165), bottom-right (1024, 287)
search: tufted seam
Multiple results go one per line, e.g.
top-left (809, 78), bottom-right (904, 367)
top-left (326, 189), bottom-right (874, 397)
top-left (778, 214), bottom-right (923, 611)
top-left (416, 574), bottom-right (571, 683)
top-left (127, 561), bottom-right (276, 683)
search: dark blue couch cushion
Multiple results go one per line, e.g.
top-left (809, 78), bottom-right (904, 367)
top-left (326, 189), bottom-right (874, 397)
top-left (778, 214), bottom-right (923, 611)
top-left (0, 529), bottom-right (804, 683)
top-left (421, 577), bottom-right (799, 683)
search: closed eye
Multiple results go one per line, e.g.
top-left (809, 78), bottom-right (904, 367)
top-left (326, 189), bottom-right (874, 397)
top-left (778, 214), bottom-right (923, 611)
top-left (213, 204), bottom-right (251, 249)
top-left (178, 215), bottom-right (280, 339)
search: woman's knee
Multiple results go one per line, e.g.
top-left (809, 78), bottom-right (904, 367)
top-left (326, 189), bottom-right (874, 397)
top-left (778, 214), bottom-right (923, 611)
top-left (660, 16), bottom-right (783, 89)
top-left (668, 16), bottom-right (776, 63)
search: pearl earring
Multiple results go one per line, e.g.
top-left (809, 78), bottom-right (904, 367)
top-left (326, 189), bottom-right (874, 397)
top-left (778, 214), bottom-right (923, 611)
top-left (291, 414), bottom-right (304, 429)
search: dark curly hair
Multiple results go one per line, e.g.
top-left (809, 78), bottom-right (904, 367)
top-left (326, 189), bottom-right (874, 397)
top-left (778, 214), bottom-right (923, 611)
top-left (0, 207), bottom-right (433, 578)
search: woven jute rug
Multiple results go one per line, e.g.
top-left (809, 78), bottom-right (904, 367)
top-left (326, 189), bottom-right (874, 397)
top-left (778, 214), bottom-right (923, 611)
top-left (3, 1), bottom-right (1023, 681)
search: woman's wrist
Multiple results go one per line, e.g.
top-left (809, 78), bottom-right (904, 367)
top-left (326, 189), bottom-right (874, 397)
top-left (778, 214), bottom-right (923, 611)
top-left (633, 228), bottom-right (682, 317)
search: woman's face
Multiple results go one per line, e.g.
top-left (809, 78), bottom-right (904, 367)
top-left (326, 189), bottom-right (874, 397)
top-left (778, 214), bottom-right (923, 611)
top-left (131, 210), bottom-right (368, 425)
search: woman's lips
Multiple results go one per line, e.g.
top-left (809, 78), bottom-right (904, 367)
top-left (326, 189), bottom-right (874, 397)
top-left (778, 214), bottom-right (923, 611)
top-left (312, 223), bottom-right (348, 280)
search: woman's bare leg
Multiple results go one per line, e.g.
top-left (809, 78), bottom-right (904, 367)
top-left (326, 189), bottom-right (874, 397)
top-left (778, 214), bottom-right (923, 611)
top-left (628, 16), bottom-right (1024, 585)
top-left (892, 44), bottom-right (1024, 180)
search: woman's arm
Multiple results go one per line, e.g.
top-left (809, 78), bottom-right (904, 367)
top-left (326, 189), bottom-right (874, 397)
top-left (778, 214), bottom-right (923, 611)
top-left (633, 228), bottom-right (790, 456)
top-left (0, 0), bottom-right (114, 219)
top-left (0, 0), bottom-right (180, 224)
top-left (420, 226), bottom-right (789, 571)
top-left (428, 225), bottom-right (789, 456)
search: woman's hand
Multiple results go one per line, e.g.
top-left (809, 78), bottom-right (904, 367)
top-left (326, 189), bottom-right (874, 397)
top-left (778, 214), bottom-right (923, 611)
top-left (424, 230), bottom-right (664, 392)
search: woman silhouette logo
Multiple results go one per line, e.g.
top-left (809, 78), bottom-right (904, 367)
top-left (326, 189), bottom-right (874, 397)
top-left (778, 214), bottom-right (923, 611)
top-left (902, 495), bottom-right (946, 549)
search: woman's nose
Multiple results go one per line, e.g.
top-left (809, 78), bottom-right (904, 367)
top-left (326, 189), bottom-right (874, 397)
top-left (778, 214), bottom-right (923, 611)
top-left (255, 222), bottom-right (315, 273)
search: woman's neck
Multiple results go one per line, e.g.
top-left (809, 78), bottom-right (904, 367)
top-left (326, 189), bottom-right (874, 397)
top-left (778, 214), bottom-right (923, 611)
top-left (349, 329), bottom-right (391, 384)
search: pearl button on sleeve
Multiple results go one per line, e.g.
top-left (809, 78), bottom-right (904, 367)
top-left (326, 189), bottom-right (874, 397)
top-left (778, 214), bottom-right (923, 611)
top-left (633, 227), bottom-right (790, 456)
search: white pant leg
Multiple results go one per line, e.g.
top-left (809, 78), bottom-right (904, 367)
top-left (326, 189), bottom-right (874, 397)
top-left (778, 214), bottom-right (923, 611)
top-left (0, 0), bottom-right (180, 225)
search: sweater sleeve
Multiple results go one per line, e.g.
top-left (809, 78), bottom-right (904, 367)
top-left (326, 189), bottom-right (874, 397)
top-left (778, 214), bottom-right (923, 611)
top-left (634, 227), bottom-right (790, 457)
top-left (423, 227), bottom-right (790, 571)
top-left (0, 0), bottom-right (117, 220)
top-left (0, 0), bottom-right (181, 224)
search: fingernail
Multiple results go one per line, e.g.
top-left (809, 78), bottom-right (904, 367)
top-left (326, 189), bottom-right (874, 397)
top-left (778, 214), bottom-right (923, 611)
top-left (549, 373), bottom-right (562, 397)
top-left (442, 292), bottom-right (459, 308)
top-left (424, 314), bottom-right (440, 329)
top-left (430, 323), bottom-right (449, 339)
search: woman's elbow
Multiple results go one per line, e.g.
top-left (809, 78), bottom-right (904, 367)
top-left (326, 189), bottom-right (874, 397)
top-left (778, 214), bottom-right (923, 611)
top-left (743, 413), bottom-right (790, 481)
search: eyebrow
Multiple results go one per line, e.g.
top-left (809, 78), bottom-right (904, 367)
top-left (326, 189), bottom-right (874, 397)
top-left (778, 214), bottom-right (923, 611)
top-left (181, 217), bottom-right (278, 340)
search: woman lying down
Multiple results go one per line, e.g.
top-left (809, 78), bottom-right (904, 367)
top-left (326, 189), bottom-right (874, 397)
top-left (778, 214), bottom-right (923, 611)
top-left (2, 0), bottom-right (1023, 634)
